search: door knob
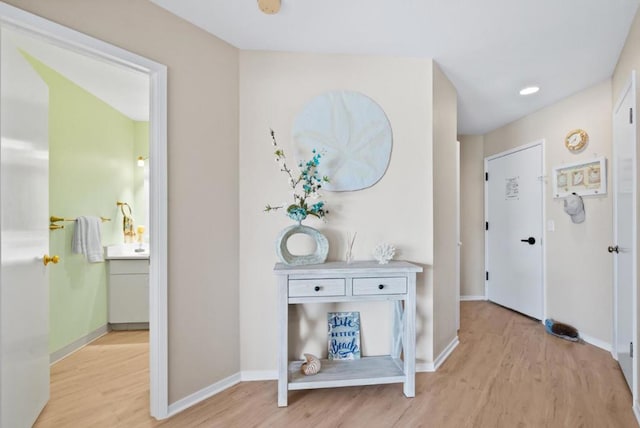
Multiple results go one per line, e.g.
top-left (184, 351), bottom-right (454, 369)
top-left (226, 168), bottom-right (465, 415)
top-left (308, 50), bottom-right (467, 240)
top-left (608, 245), bottom-right (620, 254)
top-left (520, 237), bottom-right (536, 245)
top-left (43, 254), bottom-right (60, 266)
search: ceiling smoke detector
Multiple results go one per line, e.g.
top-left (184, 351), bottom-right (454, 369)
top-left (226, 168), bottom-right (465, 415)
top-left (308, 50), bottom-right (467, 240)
top-left (258, 0), bottom-right (281, 14)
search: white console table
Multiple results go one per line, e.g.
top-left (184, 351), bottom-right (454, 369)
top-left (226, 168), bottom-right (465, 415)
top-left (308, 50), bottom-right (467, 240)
top-left (274, 260), bottom-right (422, 407)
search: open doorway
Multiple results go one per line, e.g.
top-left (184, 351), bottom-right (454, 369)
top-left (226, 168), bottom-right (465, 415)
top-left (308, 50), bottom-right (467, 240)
top-left (0, 4), bottom-right (168, 424)
top-left (5, 27), bottom-right (152, 356)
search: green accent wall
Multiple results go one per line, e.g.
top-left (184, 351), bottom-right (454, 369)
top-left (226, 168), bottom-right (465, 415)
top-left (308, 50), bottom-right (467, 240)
top-left (22, 51), bottom-right (148, 354)
top-left (133, 120), bottom-right (149, 235)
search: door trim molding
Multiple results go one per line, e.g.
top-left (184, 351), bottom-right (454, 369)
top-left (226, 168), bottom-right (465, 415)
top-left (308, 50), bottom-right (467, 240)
top-left (455, 140), bottom-right (461, 331)
top-left (484, 139), bottom-right (543, 162)
top-left (612, 70), bottom-right (637, 404)
top-left (0, 3), bottom-right (170, 419)
top-left (484, 140), bottom-right (546, 320)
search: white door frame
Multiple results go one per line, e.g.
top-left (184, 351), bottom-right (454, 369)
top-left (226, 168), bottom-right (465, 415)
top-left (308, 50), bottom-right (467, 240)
top-left (0, 3), bottom-right (169, 419)
top-left (484, 139), bottom-right (546, 321)
top-left (455, 140), bottom-right (461, 330)
top-left (612, 70), bottom-right (637, 402)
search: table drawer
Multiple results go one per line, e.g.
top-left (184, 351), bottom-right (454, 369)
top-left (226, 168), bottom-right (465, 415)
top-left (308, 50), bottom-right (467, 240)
top-left (289, 279), bottom-right (345, 298)
top-left (353, 277), bottom-right (407, 295)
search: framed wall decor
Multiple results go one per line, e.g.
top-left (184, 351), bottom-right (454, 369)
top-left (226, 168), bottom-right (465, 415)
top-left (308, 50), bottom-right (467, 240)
top-left (564, 129), bottom-right (589, 152)
top-left (292, 91), bottom-right (393, 192)
top-left (552, 157), bottom-right (606, 198)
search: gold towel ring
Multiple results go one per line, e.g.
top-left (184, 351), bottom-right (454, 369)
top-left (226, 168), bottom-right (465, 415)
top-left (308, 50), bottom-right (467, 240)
top-left (117, 201), bottom-right (132, 217)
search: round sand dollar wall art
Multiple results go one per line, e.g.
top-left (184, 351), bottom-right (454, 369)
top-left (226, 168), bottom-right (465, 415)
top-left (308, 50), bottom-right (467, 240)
top-left (292, 91), bottom-right (393, 192)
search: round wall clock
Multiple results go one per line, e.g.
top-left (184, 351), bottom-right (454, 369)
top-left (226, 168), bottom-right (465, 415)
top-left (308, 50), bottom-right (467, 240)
top-left (292, 91), bottom-right (393, 192)
top-left (565, 129), bottom-right (588, 152)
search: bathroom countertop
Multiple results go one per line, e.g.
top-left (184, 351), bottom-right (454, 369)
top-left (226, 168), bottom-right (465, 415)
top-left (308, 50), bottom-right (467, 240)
top-left (104, 244), bottom-right (149, 260)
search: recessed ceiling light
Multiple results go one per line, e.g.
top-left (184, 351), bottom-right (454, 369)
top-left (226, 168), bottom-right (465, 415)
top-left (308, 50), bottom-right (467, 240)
top-left (519, 86), bottom-right (540, 96)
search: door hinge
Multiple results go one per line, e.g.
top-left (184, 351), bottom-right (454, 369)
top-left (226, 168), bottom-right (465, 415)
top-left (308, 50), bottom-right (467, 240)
top-left (631, 108), bottom-right (634, 125)
top-left (486, 271), bottom-right (489, 281)
top-left (631, 342), bottom-right (634, 358)
top-left (485, 221), bottom-right (489, 231)
top-left (485, 172), bottom-right (488, 181)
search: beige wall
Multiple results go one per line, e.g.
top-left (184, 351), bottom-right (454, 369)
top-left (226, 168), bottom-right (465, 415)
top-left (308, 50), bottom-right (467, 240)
top-left (4, 0), bottom-right (240, 403)
top-left (239, 51), bottom-right (437, 368)
top-left (613, 6), bottom-right (640, 411)
top-left (613, 10), bottom-right (640, 104)
top-left (458, 134), bottom-right (485, 298)
top-left (484, 80), bottom-right (613, 344)
top-left (432, 63), bottom-right (459, 355)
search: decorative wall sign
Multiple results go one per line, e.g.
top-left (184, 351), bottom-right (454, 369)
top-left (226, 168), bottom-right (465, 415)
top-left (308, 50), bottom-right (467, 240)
top-left (292, 91), bottom-right (393, 192)
top-left (552, 157), bottom-right (606, 198)
top-left (327, 311), bottom-right (361, 360)
top-left (564, 129), bottom-right (589, 153)
top-left (505, 176), bottom-right (520, 200)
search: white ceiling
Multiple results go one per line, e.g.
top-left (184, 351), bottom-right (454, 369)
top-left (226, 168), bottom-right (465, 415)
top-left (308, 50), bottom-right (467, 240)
top-left (149, 0), bottom-right (639, 134)
top-left (9, 30), bottom-right (149, 121)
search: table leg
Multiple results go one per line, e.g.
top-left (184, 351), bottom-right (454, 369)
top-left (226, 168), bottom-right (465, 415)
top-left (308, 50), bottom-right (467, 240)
top-left (403, 278), bottom-right (416, 398)
top-left (391, 301), bottom-right (403, 359)
top-left (277, 276), bottom-right (288, 407)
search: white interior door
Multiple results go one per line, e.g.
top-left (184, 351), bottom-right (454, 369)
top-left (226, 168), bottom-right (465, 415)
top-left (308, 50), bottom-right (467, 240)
top-left (612, 71), bottom-right (636, 392)
top-left (485, 143), bottom-right (543, 319)
top-left (0, 28), bottom-right (50, 428)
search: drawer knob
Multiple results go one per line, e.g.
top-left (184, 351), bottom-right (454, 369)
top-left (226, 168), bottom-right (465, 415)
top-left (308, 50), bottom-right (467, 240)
top-left (378, 284), bottom-right (384, 290)
top-left (314, 286), bottom-right (320, 292)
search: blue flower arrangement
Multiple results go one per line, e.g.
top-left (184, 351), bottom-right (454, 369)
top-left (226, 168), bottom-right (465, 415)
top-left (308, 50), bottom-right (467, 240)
top-left (264, 130), bottom-right (329, 223)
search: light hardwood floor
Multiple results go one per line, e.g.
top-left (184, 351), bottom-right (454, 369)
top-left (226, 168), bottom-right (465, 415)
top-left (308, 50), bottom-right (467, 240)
top-left (35, 302), bottom-right (638, 427)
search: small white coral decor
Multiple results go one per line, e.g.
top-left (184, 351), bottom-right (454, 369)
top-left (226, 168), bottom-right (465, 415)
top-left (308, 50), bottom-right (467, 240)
top-left (373, 243), bottom-right (396, 264)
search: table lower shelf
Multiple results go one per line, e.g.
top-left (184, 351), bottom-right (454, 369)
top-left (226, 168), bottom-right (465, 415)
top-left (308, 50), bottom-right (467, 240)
top-left (288, 355), bottom-right (405, 390)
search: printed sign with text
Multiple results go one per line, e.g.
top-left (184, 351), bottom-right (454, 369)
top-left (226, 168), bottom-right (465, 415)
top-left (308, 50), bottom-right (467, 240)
top-left (327, 312), bottom-right (361, 360)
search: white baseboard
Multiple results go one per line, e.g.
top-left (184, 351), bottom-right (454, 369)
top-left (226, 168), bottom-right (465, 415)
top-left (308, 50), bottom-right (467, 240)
top-left (241, 370), bottom-right (278, 381)
top-left (170, 341), bottom-right (465, 416)
top-left (50, 324), bottom-right (109, 364)
top-left (416, 336), bottom-right (459, 372)
top-left (580, 333), bottom-right (611, 353)
top-left (633, 401), bottom-right (640, 426)
top-left (460, 295), bottom-right (486, 301)
top-left (167, 372), bottom-right (241, 417)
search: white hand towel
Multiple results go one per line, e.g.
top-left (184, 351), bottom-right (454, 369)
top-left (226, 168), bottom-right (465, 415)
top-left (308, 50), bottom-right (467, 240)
top-left (71, 216), bottom-right (104, 263)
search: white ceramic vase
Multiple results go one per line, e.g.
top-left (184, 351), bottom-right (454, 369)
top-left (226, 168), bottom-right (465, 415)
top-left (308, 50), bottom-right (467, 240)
top-left (276, 223), bottom-right (329, 265)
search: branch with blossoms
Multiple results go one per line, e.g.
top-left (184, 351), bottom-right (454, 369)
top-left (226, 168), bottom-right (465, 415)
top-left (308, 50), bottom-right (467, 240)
top-left (264, 130), bottom-right (330, 223)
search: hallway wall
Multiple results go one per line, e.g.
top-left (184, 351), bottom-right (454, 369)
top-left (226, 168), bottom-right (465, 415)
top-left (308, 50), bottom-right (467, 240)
top-left (484, 80), bottom-right (613, 345)
top-left (458, 134), bottom-right (485, 299)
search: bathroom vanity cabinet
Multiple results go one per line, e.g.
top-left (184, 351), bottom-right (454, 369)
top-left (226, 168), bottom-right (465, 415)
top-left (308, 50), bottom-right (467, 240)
top-left (107, 258), bottom-right (149, 329)
top-left (274, 260), bottom-right (422, 407)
